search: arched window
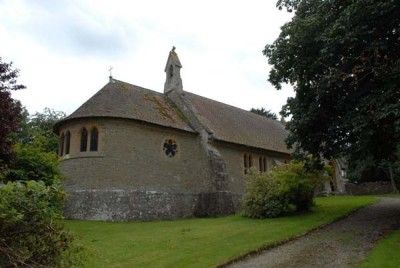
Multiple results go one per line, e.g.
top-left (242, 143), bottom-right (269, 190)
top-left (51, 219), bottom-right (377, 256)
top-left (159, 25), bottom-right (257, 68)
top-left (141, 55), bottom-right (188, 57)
top-left (65, 131), bottom-right (71, 155)
top-left (263, 157), bottom-right (267, 172)
top-left (80, 128), bottom-right (88, 152)
top-left (249, 154), bottom-right (253, 168)
top-left (259, 156), bottom-right (267, 172)
top-left (244, 154), bottom-right (253, 174)
top-left (244, 153), bottom-right (248, 174)
top-left (59, 133), bottom-right (65, 156)
top-left (90, 127), bottom-right (98, 151)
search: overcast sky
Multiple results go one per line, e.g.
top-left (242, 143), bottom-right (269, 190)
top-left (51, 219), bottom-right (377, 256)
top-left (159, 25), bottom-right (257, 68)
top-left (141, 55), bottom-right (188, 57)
top-left (1, 0), bottom-right (294, 116)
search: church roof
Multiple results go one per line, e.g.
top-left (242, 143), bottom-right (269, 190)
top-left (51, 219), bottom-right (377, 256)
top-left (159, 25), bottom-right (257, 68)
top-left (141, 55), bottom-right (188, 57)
top-left (184, 92), bottom-right (290, 154)
top-left (57, 79), bottom-right (290, 154)
top-left (56, 79), bottom-right (195, 133)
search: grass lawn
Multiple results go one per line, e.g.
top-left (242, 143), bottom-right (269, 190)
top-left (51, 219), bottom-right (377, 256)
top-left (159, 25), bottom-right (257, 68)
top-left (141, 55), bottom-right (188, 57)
top-left (66, 195), bottom-right (376, 268)
top-left (361, 230), bottom-right (400, 268)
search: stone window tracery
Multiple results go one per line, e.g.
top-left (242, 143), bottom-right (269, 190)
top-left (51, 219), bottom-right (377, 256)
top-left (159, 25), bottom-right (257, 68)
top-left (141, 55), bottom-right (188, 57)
top-left (163, 139), bottom-right (177, 157)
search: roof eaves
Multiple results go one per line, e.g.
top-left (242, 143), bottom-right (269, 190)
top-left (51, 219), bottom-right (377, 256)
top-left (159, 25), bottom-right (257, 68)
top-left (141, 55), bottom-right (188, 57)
top-left (53, 115), bottom-right (196, 135)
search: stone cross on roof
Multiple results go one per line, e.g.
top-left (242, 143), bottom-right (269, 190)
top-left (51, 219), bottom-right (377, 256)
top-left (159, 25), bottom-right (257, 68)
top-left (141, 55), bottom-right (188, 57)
top-left (108, 66), bottom-right (113, 81)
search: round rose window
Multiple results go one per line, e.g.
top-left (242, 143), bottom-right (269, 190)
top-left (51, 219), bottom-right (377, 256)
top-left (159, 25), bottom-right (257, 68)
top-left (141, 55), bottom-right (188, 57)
top-left (163, 139), bottom-right (177, 157)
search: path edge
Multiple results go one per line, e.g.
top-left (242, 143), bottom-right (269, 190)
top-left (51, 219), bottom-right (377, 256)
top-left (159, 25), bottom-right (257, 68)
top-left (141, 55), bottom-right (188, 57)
top-left (216, 198), bottom-right (379, 268)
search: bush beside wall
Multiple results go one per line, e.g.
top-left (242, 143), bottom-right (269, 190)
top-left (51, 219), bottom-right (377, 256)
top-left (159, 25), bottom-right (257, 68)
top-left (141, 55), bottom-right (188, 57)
top-left (243, 161), bottom-right (328, 218)
top-left (0, 181), bottom-right (81, 267)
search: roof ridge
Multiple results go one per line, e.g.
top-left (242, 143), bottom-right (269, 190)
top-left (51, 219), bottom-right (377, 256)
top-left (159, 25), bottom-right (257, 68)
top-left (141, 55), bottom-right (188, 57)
top-left (113, 80), bottom-right (280, 126)
top-left (110, 79), bottom-right (165, 97)
top-left (184, 91), bottom-right (282, 125)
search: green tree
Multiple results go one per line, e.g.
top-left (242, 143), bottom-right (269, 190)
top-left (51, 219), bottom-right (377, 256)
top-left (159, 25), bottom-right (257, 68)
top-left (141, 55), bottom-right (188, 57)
top-left (265, 0), bottom-right (400, 189)
top-left (3, 108), bottom-right (65, 186)
top-left (250, 108), bottom-right (278, 120)
top-left (18, 107), bottom-right (66, 153)
top-left (0, 63), bottom-right (78, 265)
top-left (0, 58), bottom-right (25, 170)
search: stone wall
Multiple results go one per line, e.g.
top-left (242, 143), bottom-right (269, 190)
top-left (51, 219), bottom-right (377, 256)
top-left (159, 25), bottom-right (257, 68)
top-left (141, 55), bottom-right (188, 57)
top-left (59, 117), bottom-right (291, 220)
top-left (59, 118), bottom-right (241, 220)
top-left (345, 181), bottom-right (394, 195)
top-left (59, 118), bottom-right (210, 192)
top-left (214, 141), bottom-right (291, 194)
top-left (64, 190), bottom-right (242, 221)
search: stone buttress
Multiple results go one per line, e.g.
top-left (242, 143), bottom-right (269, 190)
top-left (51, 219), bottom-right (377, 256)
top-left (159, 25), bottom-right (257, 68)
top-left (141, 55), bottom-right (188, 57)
top-left (163, 47), bottom-right (236, 216)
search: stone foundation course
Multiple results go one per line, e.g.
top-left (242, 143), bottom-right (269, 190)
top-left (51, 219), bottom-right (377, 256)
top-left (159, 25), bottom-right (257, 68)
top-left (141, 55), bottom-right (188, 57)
top-left (64, 190), bottom-right (241, 221)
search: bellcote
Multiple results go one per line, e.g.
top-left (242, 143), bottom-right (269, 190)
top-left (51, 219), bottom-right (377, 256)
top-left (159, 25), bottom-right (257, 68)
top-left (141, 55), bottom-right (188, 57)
top-left (164, 47), bottom-right (183, 93)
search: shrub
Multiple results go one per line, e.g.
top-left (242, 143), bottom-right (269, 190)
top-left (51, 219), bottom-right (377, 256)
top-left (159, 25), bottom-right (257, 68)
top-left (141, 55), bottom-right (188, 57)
top-left (0, 181), bottom-right (81, 267)
top-left (242, 169), bottom-right (289, 218)
top-left (2, 143), bottom-right (61, 186)
top-left (243, 161), bottom-right (328, 218)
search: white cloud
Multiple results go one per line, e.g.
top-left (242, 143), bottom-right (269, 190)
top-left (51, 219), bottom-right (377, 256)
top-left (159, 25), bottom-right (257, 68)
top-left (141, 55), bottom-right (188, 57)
top-left (1, 0), bottom-right (294, 116)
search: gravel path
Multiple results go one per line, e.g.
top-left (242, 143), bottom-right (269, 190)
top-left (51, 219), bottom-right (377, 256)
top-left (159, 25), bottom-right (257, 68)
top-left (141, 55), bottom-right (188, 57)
top-left (228, 197), bottom-right (400, 268)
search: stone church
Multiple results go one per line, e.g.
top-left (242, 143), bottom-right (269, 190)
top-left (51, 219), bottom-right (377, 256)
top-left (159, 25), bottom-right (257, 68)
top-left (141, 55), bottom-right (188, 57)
top-left (55, 48), bottom-right (293, 220)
